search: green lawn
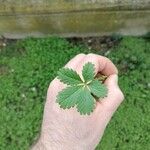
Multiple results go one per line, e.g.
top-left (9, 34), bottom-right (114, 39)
top-left (0, 37), bottom-right (150, 150)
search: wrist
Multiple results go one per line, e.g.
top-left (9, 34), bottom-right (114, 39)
top-left (31, 138), bottom-right (46, 150)
top-left (32, 133), bottom-right (86, 150)
top-left (31, 135), bottom-right (71, 150)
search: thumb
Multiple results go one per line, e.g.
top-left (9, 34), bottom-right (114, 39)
top-left (104, 74), bottom-right (118, 88)
top-left (101, 74), bottom-right (124, 112)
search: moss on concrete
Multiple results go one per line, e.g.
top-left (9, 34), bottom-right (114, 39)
top-left (0, 10), bottom-right (149, 38)
top-left (0, 0), bottom-right (149, 37)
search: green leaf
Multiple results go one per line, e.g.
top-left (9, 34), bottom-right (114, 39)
top-left (88, 79), bottom-right (107, 98)
top-left (76, 88), bottom-right (95, 115)
top-left (57, 62), bottom-right (108, 115)
top-left (82, 62), bottom-right (95, 82)
top-left (57, 68), bottom-right (82, 85)
top-left (57, 86), bottom-right (82, 109)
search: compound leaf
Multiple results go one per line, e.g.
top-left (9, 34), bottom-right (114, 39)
top-left (57, 86), bottom-right (82, 109)
top-left (76, 88), bottom-right (95, 115)
top-left (57, 62), bottom-right (108, 115)
top-left (57, 68), bottom-right (82, 85)
top-left (88, 79), bottom-right (107, 98)
top-left (82, 62), bottom-right (95, 82)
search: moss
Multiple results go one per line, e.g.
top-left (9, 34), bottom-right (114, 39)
top-left (0, 11), bottom-right (150, 37)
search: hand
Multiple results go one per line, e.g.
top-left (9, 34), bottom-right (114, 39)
top-left (32, 54), bottom-right (124, 150)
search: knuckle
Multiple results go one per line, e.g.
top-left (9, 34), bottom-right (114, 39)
top-left (119, 90), bottom-right (125, 101)
top-left (102, 56), bottom-right (113, 64)
top-left (86, 53), bottom-right (98, 61)
top-left (49, 78), bottom-right (59, 87)
top-left (116, 88), bottom-right (124, 102)
top-left (87, 53), bottom-right (94, 57)
top-left (76, 53), bottom-right (86, 57)
top-left (105, 57), bottom-right (112, 63)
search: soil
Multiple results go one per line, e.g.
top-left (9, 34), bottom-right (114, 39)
top-left (67, 36), bottom-right (122, 52)
top-left (0, 35), bottom-right (122, 53)
top-left (0, 36), bottom-right (16, 51)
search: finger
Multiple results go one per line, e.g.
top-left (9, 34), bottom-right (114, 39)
top-left (100, 74), bottom-right (124, 113)
top-left (98, 57), bottom-right (118, 75)
top-left (65, 53), bottom-right (86, 69)
top-left (76, 54), bottom-right (118, 78)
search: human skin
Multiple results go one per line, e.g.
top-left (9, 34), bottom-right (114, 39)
top-left (32, 54), bottom-right (124, 150)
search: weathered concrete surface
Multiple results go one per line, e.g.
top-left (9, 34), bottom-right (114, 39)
top-left (0, 10), bottom-right (149, 38)
top-left (0, 0), bottom-right (150, 38)
top-left (0, 0), bottom-right (150, 15)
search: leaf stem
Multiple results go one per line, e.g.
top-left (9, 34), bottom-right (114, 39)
top-left (77, 83), bottom-right (85, 86)
top-left (86, 80), bottom-right (92, 85)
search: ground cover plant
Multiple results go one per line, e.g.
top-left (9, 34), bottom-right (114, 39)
top-left (0, 37), bottom-right (150, 150)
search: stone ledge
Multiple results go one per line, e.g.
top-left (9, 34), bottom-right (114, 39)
top-left (0, 10), bottom-right (149, 38)
top-left (0, 0), bottom-right (150, 15)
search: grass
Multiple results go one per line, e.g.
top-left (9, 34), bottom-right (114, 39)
top-left (0, 37), bottom-right (150, 150)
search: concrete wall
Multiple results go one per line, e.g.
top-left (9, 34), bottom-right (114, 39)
top-left (0, 0), bottom-right (150, 38)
